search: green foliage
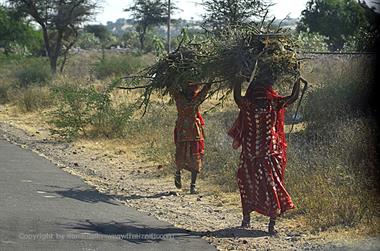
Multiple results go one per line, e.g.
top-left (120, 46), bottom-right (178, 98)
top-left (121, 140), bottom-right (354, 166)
top-left (202, 0), bottom-right (270, 32)
top-left (8, 0), bottom-right (98, 73)
top-left (121, 31), bottom-right (140, 50)
top-left (84, 24), bottom-right (111, 42)
top-left (0, 6), bottom-right (42, 56)
top-left (15, 58), bottom-right (51, 88)
top-left (296, 31), bottom-right (329, 52)
top-left (125, 0), bottom-right (175, 51)
top-left (151, 34), bottom-right (165, 56)
top-left (343, 27), bottom-right (380, 52)
top-left (92, 54), bottom-right (144, 79)
top-left (297, 0), bottom-right (368, 51)
top-left (50, 83), bottom-right (133, 140)
top-left (76, 32), bottom-right (101, 49)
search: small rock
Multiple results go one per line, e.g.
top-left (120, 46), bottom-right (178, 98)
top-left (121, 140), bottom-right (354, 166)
top-left (157, 165), bottom-right (163, 169)
top-left (197, 197), bottom-right (202, 201)
top-left (73, 162), bottom-right (79, 167)
top-left (72, 151), bottom-right (77, 154)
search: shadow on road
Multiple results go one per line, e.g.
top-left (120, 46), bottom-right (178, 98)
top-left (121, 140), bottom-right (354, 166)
top-left (45, 186), bottom-right (269, 240)
top-left (45, 185), bottom-right (119, 205)
top-left (197, 227), bottom-right (268, 238)
top-left (113, 191), bottom-right (180, 201)
top-left (65, 219), bottom-right (193, 244)
top-left (65, 219), bottom-right (268, 244)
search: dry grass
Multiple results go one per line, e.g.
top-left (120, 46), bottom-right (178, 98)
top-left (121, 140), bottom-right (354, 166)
top-left (124, 54), bottom-right (380, 233)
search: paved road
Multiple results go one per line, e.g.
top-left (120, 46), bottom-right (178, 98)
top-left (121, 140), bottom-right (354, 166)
top-left (0, 139), bottom-right (216, 251)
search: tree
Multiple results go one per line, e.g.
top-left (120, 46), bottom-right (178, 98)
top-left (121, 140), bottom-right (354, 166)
top-left (7, 0), bottom-right (98, 74)
top-left (125, 0), bottom-right (174, 51)
top-left (354, 0), bottom-right (380, 51)
top-left (297, 0), bottom-right (369, 51)
top-left (84, 24), bottom-right (111, 59)
top-left (202, 0), bottom-right (271, 32)
top-left (76, 32), bottom-right (100, 49)
top-left (0, 5), bottom-right (41, 55)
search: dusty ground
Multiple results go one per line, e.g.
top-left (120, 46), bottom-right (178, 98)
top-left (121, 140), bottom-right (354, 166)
top-left (1, 104), bottom-right (379, 251)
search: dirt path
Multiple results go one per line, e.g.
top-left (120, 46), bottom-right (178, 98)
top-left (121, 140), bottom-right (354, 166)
top-left (1, 107), bottom-right (379, 250)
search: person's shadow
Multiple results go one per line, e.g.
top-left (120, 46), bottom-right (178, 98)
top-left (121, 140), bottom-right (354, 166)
top-left (65, 219), bottom-right (269, 244)
top-left (196, 226), bottom-right (268, 238)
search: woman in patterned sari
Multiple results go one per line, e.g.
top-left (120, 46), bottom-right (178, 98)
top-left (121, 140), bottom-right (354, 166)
top-left (228, 70), bottom-right (307, 235)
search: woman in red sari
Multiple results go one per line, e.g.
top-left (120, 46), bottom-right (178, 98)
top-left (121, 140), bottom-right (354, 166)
top-left (228, 70), bottom-right (306, 235)
top-left (172, 84), bottom-right (210, 194)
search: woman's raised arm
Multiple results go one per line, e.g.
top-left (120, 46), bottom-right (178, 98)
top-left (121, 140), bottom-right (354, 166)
top-left (234, 81), bottom-right (243, 106)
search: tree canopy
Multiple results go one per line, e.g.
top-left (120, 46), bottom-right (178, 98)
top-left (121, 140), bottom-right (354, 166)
top-left (297, 0), bottom-right (369, 51)
top-left (7, 0), bottom-right (98, 73)
top-left (202, 0), bottom-right (271, 32)
top-left (125, 0), bottom-right (175, 51)
top-left (0, 6), bottom-right (41, 55)
top-left (84, 24), bottom-right (111, 42)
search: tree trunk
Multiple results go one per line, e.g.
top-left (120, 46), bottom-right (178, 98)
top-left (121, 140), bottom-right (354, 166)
top-left (40, 25), bottom-right (57, 74)
top-left (139, 26), bottom-right (147, 52)
top-left (139, 33), bottom-right (145, 51)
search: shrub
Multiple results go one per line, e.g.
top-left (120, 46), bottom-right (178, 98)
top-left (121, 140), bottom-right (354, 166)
top-left (296, 32), bottom-right (329, 52)
top-left (0, 85), bottom-right (9, 104)
top-left (7, 86), bottom-right (54, 112)
top-left (92, 54), bottom-right (143, 79)
top-left (50, 83), bottom-right (133, 140)
top-left (15, 59), bottom-right (51, 88)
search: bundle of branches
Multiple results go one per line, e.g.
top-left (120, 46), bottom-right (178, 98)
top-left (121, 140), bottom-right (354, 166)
top-left (208, 25), bottom-right (300, 88)
top-left (145, 43), bottom-right (213, 95)
top-left (116, 26), bottom-right (301, 114)
top-left (115, 36), bottom-right (215, 115)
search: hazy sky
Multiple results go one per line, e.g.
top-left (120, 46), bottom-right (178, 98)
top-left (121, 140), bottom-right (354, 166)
top-left (1, 0), bottom-right (378, 25)
top-left (95, 0), bottom-right (310, 24)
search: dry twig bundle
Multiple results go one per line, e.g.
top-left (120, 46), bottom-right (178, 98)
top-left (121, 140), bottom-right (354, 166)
top-left (116, 25), bottom-right (301, 113)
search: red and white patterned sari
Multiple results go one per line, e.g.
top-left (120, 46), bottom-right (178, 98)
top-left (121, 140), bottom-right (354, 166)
top-left (228, 85), bottom-right (295, 217)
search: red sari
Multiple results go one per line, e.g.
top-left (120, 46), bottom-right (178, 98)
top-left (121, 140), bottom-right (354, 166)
top-left (173, 92), bottom-right (205, 173)
top-left (228, 85), bottom-right (295, 217)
